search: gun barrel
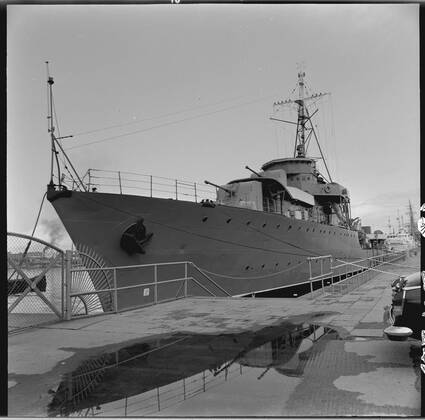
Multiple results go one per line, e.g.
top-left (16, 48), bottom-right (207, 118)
top-left (204, 180), bottom-right (232, 194)
top-left (245, 165), bottom-right (262, 177)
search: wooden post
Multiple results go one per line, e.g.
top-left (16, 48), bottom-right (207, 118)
top-left (194, 183), bottom-right (197, 203)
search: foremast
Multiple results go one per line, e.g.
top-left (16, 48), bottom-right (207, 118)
top-left (295, 70), bottom-right (308, 158)
top-left (45, 63), bottom-right (87, 197)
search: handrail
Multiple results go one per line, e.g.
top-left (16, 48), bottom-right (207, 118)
top-left (70, 260), bottom-right (231, 296)
top-left (69, 276), bottom-right (189, 297)
top-left (331, 250), bottom-right (402, 270)
top-left (71, 260), bottom-right (192, 272)
top-left (72, 168), bottom-right (217, 202)
top-left (189, 262), bottom-right (232, 297)
top-left (189, 277), bottom-right (217, 297)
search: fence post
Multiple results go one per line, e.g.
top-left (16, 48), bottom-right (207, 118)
top-left (154, 265), bottom-right (158, 304)
top-left (113, 268), bottom-right (118, 313)
top-left (194, 183), bottom-right (198, 203)
top-left (150, 175), bottom-right (153, 197)
top-left (308, 258), bottom-right (314, 298)
top-left (175, 180), bottom-right (178, 200)
top-left (118, 171), bottom-right (122, 195)
top-left (184, 262), bottom-right (188, 297)
top-left (65, 250), bottom-right (72, 321)
top-left (88, 170), bottom-right (91, 191)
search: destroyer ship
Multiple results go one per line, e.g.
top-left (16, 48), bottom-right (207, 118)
top-left (47, 71), bottom-right (383, 309)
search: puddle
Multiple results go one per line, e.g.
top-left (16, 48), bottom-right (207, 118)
top-left (48, 322), bottom-right (340, 417)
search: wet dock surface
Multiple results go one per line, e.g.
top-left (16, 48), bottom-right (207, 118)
top-left (8, 254), bottom-right (420, 416)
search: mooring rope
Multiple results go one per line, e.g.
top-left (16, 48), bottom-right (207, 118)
top-left (196, 260), bottom-right (306, 280)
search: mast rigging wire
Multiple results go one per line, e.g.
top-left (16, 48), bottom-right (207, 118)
top-left (65, 94), bottom-right (280, 152)
top-left (72, 94), bottom-right (250, 137)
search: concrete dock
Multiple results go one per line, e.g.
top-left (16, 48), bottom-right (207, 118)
top-left (8, 253), bottom-right (420, 416)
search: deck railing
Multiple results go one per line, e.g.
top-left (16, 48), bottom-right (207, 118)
top-left (65, 255), bottom-right (231, 319)
top-left (306, 250), bottom-right (410, 298)
top-left (67, 169), bottom-right (217, 202)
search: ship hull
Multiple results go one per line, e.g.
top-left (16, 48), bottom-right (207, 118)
top-left (50, 191), bottom-right (374, 309)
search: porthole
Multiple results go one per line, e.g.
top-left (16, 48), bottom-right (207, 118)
top-left (245, 265), bottom-right (250, 270)
top-left (298, 227), bottom-right (301, 230)
top-left (262, 223), bottom-right (267, 228)
top-left (276, 224), bottom-right (280, 228)
top-left (202, 217), bottom-right (208, 222)
top-left (287, 262), bottom-right (291, 265)
top-left (226, 218), bottom-right (232, 224)
top-left (246, 221), bottom-right (251, 225)
top-left (275, 263), bottom-right (279, 267)
top-left (261, 264), bottom-right (265, 269)
top-left (288, 225), bottom-right (292, 230)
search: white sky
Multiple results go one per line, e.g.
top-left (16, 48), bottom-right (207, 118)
top-left (7, 4), bottom-right (419, 248)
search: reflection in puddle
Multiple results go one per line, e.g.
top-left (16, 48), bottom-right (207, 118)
top-left (48, 323), bottom-right (339, 417)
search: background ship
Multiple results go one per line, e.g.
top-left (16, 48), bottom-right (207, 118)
top-left (47, 71), bottom-right (386, 309)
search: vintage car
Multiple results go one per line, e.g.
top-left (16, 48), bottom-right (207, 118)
top-left (384, 271), bottom-right (422, 341)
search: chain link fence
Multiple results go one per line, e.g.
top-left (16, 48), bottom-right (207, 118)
top-left (7, 233), bottom-right (65, 333)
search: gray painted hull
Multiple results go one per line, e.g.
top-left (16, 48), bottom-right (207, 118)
top-left (51, 191), bottom-right (373, 308)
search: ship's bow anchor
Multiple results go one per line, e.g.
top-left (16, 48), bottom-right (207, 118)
top-left (120, 218), bottom-right (153, 255)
